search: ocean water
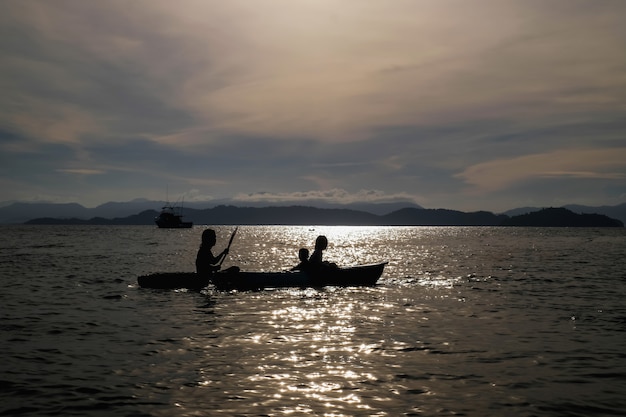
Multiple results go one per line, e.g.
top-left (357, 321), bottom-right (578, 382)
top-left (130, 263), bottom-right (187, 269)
top-left (1, 225), bottom-right (625, 417)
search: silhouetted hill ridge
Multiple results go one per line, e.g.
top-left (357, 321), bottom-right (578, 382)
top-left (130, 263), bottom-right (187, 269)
top-left (23, 205), bottom-right (624, 227)
top-left (503, 202), bottom-right (626, 224)
top-left (500, 207), bottom-right (624, 227)
top-left (380, 208), bottom-right (507, 226)
top-left (0, 200), bottom-right (420, 223)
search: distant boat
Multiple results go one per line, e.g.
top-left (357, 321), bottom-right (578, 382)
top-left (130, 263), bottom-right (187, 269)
top-left (154, 203), bottom-right (193, 228)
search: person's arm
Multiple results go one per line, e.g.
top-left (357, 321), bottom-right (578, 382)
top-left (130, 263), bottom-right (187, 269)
top-left (216, 248), bottom-right (229, 264)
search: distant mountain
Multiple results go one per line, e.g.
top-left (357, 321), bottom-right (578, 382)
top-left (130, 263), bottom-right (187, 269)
top-left (90, 199), bottom-right (157, 218)
top-left (194, 205), bottom-right (381, 225)
top-left (180, 200), bottom-right (423, 215)
top-left (501, 207), bottom-right (624, 227)
top-left (25, 206), bottom-right (382, 226)
top-left (24, 205), bottom-right (623, 227)
top-left (6, 199), bottom-right (625, 227)
top-left (380, 208), bottom-right (508, 226)
top-left (0, 199), bottom-right (421, 224)
top-left (24, 210), bottom-right (159, 225)
top-left (503, 203), bottom-right (626, 224)
top-left (564, 203), bottom-right (626, 225)
top-left (331, 201), bottom-right (423, 215)
top-left (0, 202), bottom-right (91, 224)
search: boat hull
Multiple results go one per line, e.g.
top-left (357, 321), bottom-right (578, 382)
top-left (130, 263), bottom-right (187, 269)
top-left (137, 262), bottom-right (387, 290)
top-left (155, 213), bottom-right (193, 228)
top-left (137, 272), bottom-right (210, 290)
top-left (155, 220), bottom-right (193, 228)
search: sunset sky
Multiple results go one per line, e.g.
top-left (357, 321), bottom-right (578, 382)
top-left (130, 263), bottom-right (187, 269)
top-left (2, 0), bottom-right (625, 212)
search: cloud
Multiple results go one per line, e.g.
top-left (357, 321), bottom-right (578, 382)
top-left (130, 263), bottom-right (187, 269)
top-left (232, 189), bottom-right (420, 205)
top-left (5, 0), bottom-right (623, 146)
top-left (56, 169), bottom-right (106, 175)
top-left (7, 100), bottom-right (101, 147)
top-left (456, 148), bottom-right (626, 194)
top-left (1, 1), bottom-right (625, 210)
top-left (179, 1), bottom-right (626, 142)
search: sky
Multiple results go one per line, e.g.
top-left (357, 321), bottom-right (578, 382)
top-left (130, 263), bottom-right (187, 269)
top-left (1, 0), bottom-right (625, 213)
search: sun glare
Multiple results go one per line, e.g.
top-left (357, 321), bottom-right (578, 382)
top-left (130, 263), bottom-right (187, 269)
top-left (240, 292), bottom-right (385, 413)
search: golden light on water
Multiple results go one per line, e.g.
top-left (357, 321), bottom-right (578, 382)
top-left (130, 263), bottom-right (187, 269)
top-left (239, 291), bottom-right (390, 414)
top-left (185, 226), bottom-right (490, 414)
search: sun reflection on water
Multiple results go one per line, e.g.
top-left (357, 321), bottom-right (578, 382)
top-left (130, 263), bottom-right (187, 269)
top-left (240, 290), bottom-right (389, 415)
top-left (188, 226), bottom-right (496, 415)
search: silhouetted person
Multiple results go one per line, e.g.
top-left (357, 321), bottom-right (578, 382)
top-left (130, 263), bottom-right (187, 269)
top-left (196, 229), bottom-right (230, 275)
top-left (309, 235), bottom-right (327, 266)
top-left (309, 235), bottom-right (338, 269)
top-left (291, 248), bottom-right (310, 271)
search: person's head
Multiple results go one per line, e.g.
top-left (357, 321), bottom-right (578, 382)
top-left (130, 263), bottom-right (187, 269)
top-left (298, 248), bottom-right (309, 262)
top-left (314, 235), bottom-right (328, 251)
top-left (201, 229), bottom-right (216, 247)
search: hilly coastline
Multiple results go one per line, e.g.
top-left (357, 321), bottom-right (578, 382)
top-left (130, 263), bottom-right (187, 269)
top-left (22, 205), bottom-right (624, 227)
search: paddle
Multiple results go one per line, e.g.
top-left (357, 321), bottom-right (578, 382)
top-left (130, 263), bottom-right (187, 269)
top-left (219, 227), bottom-right (238, 266)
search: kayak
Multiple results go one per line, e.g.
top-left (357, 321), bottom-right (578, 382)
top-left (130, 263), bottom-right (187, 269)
top-left (137, 262), bottom-right (387, 291)
top-left (137, 272), bottom-right (211, 290)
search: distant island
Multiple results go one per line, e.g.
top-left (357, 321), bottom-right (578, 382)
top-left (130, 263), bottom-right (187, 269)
top-left (500, 207), bottom-right (623, 227)
top-left (23, 205), bottom-right (624, 227)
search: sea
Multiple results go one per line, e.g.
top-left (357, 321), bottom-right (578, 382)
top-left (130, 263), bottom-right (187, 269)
top-left (1, 225), bottom-right (625, 417)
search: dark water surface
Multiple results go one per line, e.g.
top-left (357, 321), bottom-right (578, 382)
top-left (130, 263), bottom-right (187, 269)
top-left (1, 225), bottom-right (625, 416)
